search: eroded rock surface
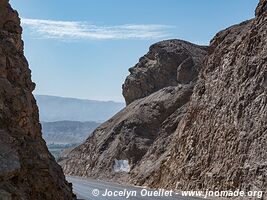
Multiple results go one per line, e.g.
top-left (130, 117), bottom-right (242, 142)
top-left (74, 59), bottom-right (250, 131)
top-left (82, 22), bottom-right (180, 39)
top-left (60, 41), bottom-right (207, 182)
top-left (140, 2), bottom-right (267, 198)
top-left (0, 1), bottom-right (75, 199)
top-left (62, 1), bottom-right (266, 199)
top-left (122, 40), bottom-right (207, 105)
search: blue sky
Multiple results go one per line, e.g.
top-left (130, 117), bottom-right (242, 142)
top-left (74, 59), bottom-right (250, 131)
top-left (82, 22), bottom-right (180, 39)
top-left (10, 0), bottom-right (258, 102)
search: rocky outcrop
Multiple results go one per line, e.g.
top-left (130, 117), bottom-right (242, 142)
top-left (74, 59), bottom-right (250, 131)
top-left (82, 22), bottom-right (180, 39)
top-left (256, 0), bottom-right (267, 16)
top-left (122, 40), bottom-right (207, 105)
top-left (0, 1), bottom-right (75, 199)
top-left (62, 1), bottom-right (266, 199)
top-left (60, 41), bottom-right (207, 181)
top-left (61, 85), bottom-right (193, 180)
top-left (139, 1), bottom-right (267, 198)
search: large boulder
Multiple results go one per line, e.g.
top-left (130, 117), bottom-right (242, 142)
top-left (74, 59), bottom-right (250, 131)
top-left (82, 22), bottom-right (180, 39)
top-left (122, 40), bottom-right (207, 105)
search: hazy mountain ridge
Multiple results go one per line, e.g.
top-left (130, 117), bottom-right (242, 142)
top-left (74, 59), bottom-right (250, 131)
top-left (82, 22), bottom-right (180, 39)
top-left (42, 120), bottom-right (100, 144)
top-left (35, 95), bottom-right (125, 122)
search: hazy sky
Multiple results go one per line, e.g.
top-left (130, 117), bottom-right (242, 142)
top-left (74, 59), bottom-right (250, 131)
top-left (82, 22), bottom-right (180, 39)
top-left (10, 0), bottom-right (258, 102)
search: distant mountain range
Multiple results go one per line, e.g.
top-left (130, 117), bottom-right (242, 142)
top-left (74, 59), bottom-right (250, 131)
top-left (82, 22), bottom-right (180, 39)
top-left (42, 120), bottom-right (101, 144)
top-left (35, 95), bottom-right (125, 122)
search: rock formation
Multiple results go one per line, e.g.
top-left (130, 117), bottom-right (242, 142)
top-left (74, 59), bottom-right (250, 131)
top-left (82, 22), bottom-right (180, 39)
top-left (136, 1), bottom-right (267, 198)
top-left (122, 40), bottom-right (207, 105)
top-left (256, 0), bottom-right (267, 16)
top-left (0, 1), bottom-right (76, 199)
top-left (60, 40), bottom-right (207, 181)
top-left (61, 0), bottom-right (266, 199)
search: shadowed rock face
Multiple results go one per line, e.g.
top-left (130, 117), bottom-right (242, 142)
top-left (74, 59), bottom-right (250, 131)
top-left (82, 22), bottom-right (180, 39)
top-left (0, 1), bottom-right (75, 199)
top-left (141, 2), bottom-right (267, 198)
top-left (60, 41), bottom-right (207, 182)
top-left (122, 40), bottom-right (207, 105)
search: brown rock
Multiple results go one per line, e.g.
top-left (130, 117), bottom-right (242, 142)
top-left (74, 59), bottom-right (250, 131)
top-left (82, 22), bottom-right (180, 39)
top-left (255, 0), bottom-right (267, 17)
top-left (0, 1), bottom-right (76, 199)
top-left (63, 1), bottom-right (266, 199)
top-left (122, 40), bottom-right (207, 105)
top-left (60, 40), bottom-right (207, 183)
top-left (143, 1), bottom-right (267, 199)
top-left (61, 85), bottom-right (193, 181)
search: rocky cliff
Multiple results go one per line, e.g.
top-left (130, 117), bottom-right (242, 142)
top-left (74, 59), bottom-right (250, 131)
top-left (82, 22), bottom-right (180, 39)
top-left (0, 1), bottom-right (75, 199)
top-left (122, 40), bottom-right (207, 105)
top-left (61, 0), bottom-right (266, 198)
top-left (136, 0), bottom-right (267, 198)
top-left (60, 40), bottom-right (207, 181)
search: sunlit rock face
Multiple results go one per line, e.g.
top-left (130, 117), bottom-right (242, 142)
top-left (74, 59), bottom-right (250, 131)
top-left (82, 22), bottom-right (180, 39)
top-left (0, 1), bottom-right (76, 199)
top-left (60, 40), bottom-right (207, 182)
top-left (122, 40), bottom-right (207, 105)
top-left (62, 1), bottom-right (266, 198)
top-left (141, 1), bottom-right (267, 198)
